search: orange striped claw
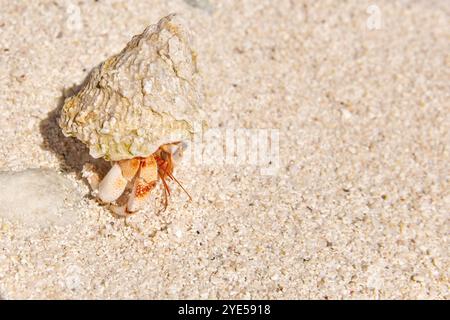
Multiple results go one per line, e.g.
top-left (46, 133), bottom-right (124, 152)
top-left (139, 156), bottom-right (158, 183)
top-left (119, 158), bottom-right (140, 181)
top-left (127, 178), bottom-right (157, 213)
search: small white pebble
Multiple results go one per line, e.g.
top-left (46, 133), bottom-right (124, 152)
top-left (340, 108), bottom-right (352, 120)
top-left (174, 228), bottom-right (183, 239)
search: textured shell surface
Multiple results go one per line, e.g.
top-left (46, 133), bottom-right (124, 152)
top-left (59, 14), bottom-right (205, 161)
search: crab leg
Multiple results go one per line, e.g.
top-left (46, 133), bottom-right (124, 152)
top-left (98, 163), bottom-right (128, 203)
top-left (156, 143), bottom-right (192, 208)
top-left (118, 158), bottom-right (140, 181)
top-left (82, 163), bottom-right (101, 192)
top-left (126, 155), bottom-right (158, 213)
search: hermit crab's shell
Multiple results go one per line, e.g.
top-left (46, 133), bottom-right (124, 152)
top-left (59, 14), bottom-right (205, 161)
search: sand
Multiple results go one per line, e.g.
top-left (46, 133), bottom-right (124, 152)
top-left (0, 0), bottom-right (448, 299)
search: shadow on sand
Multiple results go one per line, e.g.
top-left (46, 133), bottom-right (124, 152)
top-left (39, 79), bottom-right (108, 181)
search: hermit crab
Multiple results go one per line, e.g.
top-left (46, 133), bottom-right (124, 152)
top-left (59, 14), bottom-right (205, 215)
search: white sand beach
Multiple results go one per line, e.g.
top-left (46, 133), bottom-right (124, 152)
top-left (0, 0), bottom-right (448, 299)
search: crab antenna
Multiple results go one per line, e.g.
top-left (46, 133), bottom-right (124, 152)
top-left (167, 171), bottom-right (192, 201)
top-left (158, 158), bottom-right (192, 201)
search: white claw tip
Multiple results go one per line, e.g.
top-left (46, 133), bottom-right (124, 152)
top-left (98, 163), bottom-right (127, 203)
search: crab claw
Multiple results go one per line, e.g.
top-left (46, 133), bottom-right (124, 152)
top-left (98, 163), bottom-right (128, 203)
top-left (126, 156), bottom-right (158, 212)
top-left (139, 156), bottom-right (158, 183)
top-left (127, 178), bottom-right (156, 212)
top-left (118, 158), bottom-right (140, 181)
